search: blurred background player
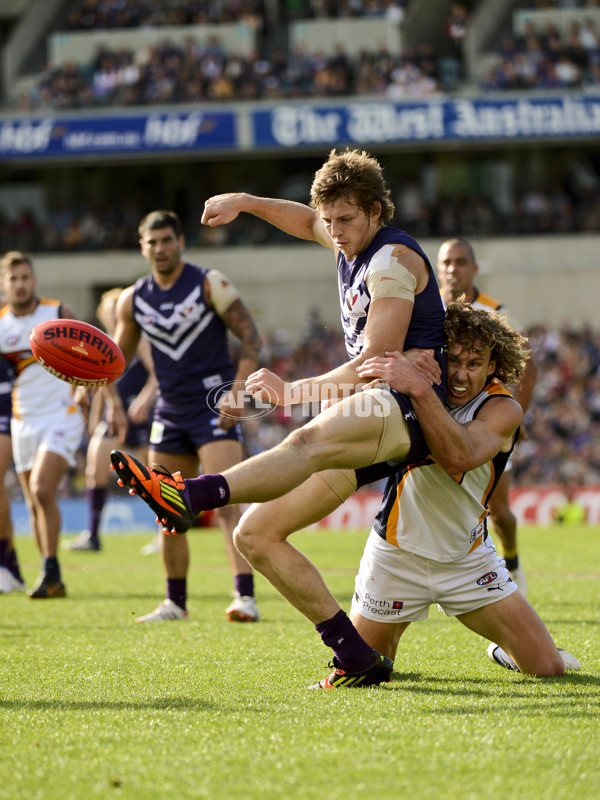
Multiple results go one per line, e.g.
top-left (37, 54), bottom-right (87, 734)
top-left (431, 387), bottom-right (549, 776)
top-left (64, 287), bottom-right (157, 552)
top-left (107, 210), bottom-right (262, 622)
top-left (436, 237), bottom-right (538, 594)
top-left (0, 356), bottom-right (25, 593)
top-left (0, 251), bottom-right (84, 598)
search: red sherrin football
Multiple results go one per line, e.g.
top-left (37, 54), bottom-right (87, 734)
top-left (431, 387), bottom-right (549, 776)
top-left (29, 319), bottom-right (126, 388)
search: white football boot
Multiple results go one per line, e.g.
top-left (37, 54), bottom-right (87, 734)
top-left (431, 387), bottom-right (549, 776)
top-left (135, 599), bottom-right (189, 622)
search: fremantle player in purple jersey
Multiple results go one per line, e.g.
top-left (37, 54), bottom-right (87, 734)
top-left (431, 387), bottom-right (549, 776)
top-left (112, 150), bottom-right (449, 685)
top-left (106, 210), bottom-right (262, 623)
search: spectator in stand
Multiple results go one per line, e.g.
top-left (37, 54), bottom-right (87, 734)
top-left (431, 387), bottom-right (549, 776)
top-left (445, 3), bottom-right (469, 75)
top-left (24, 30), bottom-right (440, 111)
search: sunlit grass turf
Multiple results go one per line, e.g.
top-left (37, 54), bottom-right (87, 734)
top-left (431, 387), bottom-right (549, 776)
top-left (1, 524), bottom-right (598, 800)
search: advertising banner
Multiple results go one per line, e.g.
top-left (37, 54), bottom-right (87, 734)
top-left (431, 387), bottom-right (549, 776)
top-left (252, 95), bottom-right (600, 148)
top-left (0, 110), bottom-right (237, 159)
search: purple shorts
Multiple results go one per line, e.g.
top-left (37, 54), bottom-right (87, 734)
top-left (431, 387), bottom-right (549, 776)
top-left (149, 401), bottom-right (241, 455)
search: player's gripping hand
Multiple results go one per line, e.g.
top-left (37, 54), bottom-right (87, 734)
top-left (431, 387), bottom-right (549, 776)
top-left (358, 349), bottom-right (441, 386)
top-left (245, 368), bottom-right (299, 408)
top-left (202, 193), bottom-right (247, 227)
top-left (357, 350), bottom-right (434, 397)
top-left (402, 348), bottom-right (442, 385)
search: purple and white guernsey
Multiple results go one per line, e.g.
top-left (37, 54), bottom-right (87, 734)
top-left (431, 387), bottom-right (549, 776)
top-left (132, 263), bottom-right (234, 414)
top-left (338, 227), bottom-right (445, 359)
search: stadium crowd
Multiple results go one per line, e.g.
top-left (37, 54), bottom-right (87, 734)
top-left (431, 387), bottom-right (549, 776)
top-left (15, 0), bottom-right (449, 111)
top-left (3, 171), bottom-right (600, 256)
top-left (62, 0), bottom-right (411, 28)
top-left (16, 0), bottom-right (600, 110)
top-left (482, 6), bottom-right (600, 91)
top-left (20, 36), bottom-right (440, 112)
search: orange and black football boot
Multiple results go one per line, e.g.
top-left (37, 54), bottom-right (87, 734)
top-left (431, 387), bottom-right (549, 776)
top-left (110, 450), bottom-right (196, 534)
top-left (309, 650), bottom-right (393, 689)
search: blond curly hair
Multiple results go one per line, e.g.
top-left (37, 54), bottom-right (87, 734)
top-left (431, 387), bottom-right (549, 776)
top-left (444, 297), bottom-right (529, 386)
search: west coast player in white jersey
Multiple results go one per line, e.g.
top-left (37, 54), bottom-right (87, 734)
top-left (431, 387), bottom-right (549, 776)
top-left (352, 299), bottom-right (579, 676)
top-left (436, 238), bottom-right (537, 595)
top-left (0, 251), bottom-right (84, 598)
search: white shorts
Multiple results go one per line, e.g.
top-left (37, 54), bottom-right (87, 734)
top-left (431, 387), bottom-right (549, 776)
top-left (11, 409), bottom-right (84, 473)
top-left (351, 529), bottom-right (517, 623)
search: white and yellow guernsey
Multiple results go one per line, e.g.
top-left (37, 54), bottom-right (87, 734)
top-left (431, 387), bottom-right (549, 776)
top-left (373, 378), bottom-right (517, 562)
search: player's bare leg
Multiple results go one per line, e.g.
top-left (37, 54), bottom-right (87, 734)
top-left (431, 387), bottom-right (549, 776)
top-left (235, 469), bottom-right (390, 676)
top-left (234, 470), bottom-right (355, 624)
top-left (199, 440), bottom-right (258, 621)
top-left (26, 450), bottom-right (69, 558)
top-left (17, 470), bottom-right (41, 552)
top-left (0, 432), bottom-right (24, 592)
top-left (224, 388), bottom-right (409, 505)
top-left (150, 450), bottom-right (198, 579)
top-left (18, 450), bottom-right (69, 598)
top-left (487, 471), bottom-right (526, 592)
top-left (111, 389), bottom-right (409, 521)
top-left (488, 472), bottom-right (517, 555)
top-left (199, 440), bottom-right (248, 576)
top-left (131, 450), bottom-right (197, 621)
top-left (458, 592), bottom-right (565, 676)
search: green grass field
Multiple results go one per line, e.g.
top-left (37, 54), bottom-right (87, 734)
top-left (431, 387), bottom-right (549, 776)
top-left (1, 524), bottom-right (598, 800)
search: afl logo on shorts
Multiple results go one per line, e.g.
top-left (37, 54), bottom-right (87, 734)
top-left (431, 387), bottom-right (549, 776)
top-left (477, 571), bottom-right (498, 586)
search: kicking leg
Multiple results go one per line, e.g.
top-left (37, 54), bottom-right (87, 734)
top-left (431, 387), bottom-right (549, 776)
top-left (110, 388), bottom-right (410, 531)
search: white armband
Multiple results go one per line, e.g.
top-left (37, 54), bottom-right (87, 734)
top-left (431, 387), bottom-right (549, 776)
top-left (206, 269), bottom-right (241, 315)
top-left (366, 245), bottom-right (417, 302)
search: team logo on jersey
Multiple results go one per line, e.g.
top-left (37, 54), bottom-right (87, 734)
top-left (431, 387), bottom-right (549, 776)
top-left (343, 286), bottom-right (367, 319)
top-left (470, 521), bottom-right (485, 543)
top-left (476, 571), bottom-right (498, 586)
top-left (392, 601), bottom-right (404, 609)
top-left (174, 301), bottom-right (202, 320)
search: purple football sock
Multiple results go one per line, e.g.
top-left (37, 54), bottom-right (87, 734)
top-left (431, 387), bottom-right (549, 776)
top-left (87, 487), bottom-right (106, 540)
top-left (0, 539), bottom-right (8, 567)
top-left (184, 474), bottom-right (230, 512)
top-left (234, 573), bottom-right (254, 598)
top-left (7, 547), bottom-right (24, 583)
top-left (315, 609), bottom-right (374, 673)
top-left (44, 556), bottom-right (61, 583)
top-left (167, 577), bottom-right (187, 611)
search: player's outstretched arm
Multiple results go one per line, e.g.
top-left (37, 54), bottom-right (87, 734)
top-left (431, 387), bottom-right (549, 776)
top-left (201, 193), bottom-right (332, 249)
